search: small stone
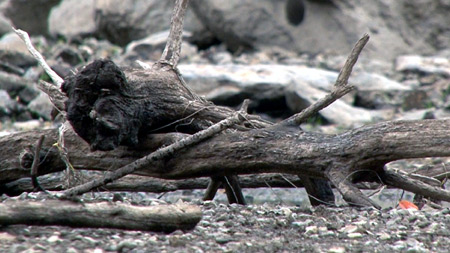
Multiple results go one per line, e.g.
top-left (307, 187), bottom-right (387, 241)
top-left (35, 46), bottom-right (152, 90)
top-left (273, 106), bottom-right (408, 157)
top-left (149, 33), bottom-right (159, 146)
top-left (0, 232), bottom-right (16, 242)
top-left (339, 225), bottom-right (358, 234)
top-left (406, 246), bottom-right (427, 253)
top-left (117, 240), bottom-right (138, 251)
top-left (305, 225), bottom-right (318, 235)
top-left (417, 221), bottom-right (431, 228)
top-left (34, 244), bottom-right (47, 250)
top-left (66, 247), bottom-right (79, 253)
top-left (169, 235), bottom-right (187, 247)
top-left (215, 235), bottom-right (233, 244)
top-left (47, 234), bottom-right (61, 243)
top-left (347, 232), bottom-right (363, 239)
top-left (13, 119), bottom-right (41, 131)
top-left (82, 236), bottom-right (99, 246)
top-left (328, 246), bottom-right (346, 253)
top-left (378, 232), bottom-right (391, 240)
top-left (280, 207), bottom-right (292, 217)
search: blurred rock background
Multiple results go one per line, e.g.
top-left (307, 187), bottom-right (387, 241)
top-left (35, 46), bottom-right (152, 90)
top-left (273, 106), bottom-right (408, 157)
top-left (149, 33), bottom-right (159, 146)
top-left (0, 0), bottom-right (448, 135)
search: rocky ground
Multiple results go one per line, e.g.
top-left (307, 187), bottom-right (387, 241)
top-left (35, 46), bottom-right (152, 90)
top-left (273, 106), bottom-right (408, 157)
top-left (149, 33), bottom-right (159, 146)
top-left (0, 0), bottom-right (450, 252)
top-left (0, 190), bottom-right (449, 253)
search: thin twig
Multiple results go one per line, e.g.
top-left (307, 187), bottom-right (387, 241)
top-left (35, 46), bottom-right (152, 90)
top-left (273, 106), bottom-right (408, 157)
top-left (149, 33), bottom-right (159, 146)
top-left (281, 34), bottom-right (370, 126)
top-left (13, 28), bottom-right (64, 87)
top-left (159, 0), bottom-right (190, 68)
top-left (31, 135), bottom-right (47, 192)
top-left (383, 169), bottom-right (450, 202)
top-left (61, 100), bottom-right (251, 198)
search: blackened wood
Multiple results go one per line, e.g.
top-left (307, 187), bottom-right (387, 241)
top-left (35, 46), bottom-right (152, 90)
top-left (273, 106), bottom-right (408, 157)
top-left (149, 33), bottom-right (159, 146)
top-left (203, 176), bottom-right (222, 201)
top-left (61, 103), bottom-right (249, 198)
top-left (300, 177), bottom-right (335, 206)
top-left (222, 175), bottom-right (246, 205)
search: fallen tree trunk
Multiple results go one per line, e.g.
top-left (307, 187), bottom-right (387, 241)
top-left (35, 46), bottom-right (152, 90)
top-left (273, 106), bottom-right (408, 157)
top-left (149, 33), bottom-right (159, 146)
top-left (0, 199), bottom-right (201, 232)
top-left (1, 119), bottom-right (449, 201)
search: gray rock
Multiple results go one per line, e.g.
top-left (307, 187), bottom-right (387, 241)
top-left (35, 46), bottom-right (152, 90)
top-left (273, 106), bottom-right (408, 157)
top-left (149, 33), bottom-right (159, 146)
top-left (27, 92), bottom-right (53, 120)
top-left (179, 64), bottom-right (399, 125)
top-left (0, 70), bottom-right (36, 95)
top-left (1, 0), bottom-right (61, 35)
top-left (0, 13), bottom-right (12, 36)
top-left (190, 0), bottom-right (296, 53)
top-left (95, 0), bottom-right (204, 46)
top-left (0, 32), bottom-right (30, 55)
top-left (299, 0), bottom-right (448, 60)
top-left (123, 30), bottom-right (194, 62)
top-left (0, 89), bottom-right (15, 117)
top-left (396, 109), bottom-right (436, 121)
top-left (396, 55), bottom-right (450, 77)
top-left (48, 0), bottom-right (96, 39)
top-left (0, 49), bottom-right (37, 70)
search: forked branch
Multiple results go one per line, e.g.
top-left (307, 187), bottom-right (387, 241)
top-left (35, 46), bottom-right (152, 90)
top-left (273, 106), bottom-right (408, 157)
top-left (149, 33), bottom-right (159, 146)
top-left (281, 34), bottom-right (369, 126)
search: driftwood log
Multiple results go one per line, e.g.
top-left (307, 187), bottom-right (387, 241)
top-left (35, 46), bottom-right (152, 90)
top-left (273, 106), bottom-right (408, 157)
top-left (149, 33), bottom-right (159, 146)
top-left (0, 199), bottom-right (201, 232)
top-left (2, 0), bottom-right (449, 215)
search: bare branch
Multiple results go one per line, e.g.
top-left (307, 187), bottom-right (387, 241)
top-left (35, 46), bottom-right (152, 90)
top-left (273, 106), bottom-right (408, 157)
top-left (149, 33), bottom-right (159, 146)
top-left (30, 135), bottom-right (46, 192)
top-left (13, 28), bottom-right (64, 87)
top-left (159, 0), bottom-right (190, 68)
top-left (383, 169), bottom-right (450, 202)
top-left (281, 34), bottom-right (370, 126)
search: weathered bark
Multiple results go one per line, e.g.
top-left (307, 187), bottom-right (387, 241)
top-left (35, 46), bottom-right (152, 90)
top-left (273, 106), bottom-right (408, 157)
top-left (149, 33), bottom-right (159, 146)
top-left (1, 119), bottom-right (450, 203)
top-left (0, 199), bottom-right (201, 232)
top-left (1, 173), bottom-right (309, 196)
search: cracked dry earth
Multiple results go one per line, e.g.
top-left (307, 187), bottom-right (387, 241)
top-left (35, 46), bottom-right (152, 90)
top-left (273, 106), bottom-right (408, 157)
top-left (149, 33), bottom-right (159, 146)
top-left (0, 195), bottom-right (449, 253)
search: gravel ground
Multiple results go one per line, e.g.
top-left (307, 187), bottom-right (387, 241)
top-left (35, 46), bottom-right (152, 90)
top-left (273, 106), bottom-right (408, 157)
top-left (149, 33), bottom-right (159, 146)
top-left (1, 190), bottom-right (449, 253)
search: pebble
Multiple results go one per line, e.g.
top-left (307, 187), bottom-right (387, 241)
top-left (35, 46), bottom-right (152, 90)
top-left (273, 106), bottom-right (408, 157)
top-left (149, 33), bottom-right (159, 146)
top-left (0, 232), bottom-right (16, 242)
top-left (47, 234), bottom-right (62, 243)
top-left (328, 246), bottom-right (346, 253)
top-left (305, 225), bottom-right (318, 235)
top-left (215, 235), bottom-right (233, 244)
top-left (347, 232), bottom-right (364, 239)
top-left (378, 232), bottom-right (391, 240)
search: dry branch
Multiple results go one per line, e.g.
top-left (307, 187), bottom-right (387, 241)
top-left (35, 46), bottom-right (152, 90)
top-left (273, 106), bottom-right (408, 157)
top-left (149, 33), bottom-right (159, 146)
top-left (159, 0), bottom-right (190, 68)
top-left (0, 199), bottom-right (201, 232)
top-left (13, 28), bottom-right (64, 87)
top-left (281, 34), bottom-right (369, 126)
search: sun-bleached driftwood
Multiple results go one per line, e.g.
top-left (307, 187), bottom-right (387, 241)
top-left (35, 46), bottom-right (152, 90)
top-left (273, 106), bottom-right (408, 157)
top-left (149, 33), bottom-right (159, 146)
top-left (0, 199), bottom-right (201, 232)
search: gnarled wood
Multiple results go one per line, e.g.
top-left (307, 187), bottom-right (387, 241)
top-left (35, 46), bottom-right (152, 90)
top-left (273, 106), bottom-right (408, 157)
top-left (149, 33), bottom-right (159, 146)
top-left (1, 119), bottom-right (450, 205)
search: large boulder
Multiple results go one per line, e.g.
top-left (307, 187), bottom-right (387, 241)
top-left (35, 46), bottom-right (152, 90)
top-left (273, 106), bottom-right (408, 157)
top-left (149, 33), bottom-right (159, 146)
top-left (48, 0), bottom-right (96, 39)
top-left (190, 0), bottom-right (296, 53)
top-left (178, 63), bottom-right (406, 125)
top-left (0, 0), bottom-right (61, 35)
top-left (189, 0), bottom-right (450, 60)
top-left (94, 0), bottom-right (205, 46)
top-left (276, 0), bottom-right (450, 60)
